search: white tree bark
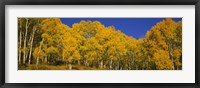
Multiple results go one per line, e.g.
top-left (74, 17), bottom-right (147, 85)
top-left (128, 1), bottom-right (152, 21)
top-left (23, 18), bottom-right (30, 64)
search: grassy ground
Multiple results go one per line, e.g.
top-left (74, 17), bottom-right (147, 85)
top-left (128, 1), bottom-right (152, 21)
top-left (18, 64), bottom-right (108, 70)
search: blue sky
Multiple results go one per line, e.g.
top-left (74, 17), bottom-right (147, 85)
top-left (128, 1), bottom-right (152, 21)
top-left (60, 18), bottom-right (182, 39)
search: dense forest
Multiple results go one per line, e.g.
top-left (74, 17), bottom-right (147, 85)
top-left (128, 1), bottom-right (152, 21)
top-left (18, 18), bottom-right (182, 70)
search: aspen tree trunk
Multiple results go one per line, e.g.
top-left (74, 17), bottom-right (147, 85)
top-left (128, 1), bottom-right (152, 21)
top-left (26, 34), bottom-right (32, 64)
top-left (69, 64), bottom-right (72, 70)
top-left (45, 56), bottom-right (48, 63)
top-left (109, 59), bottom-right (112, 69)
top-left (98, 58), bottom-right (101, 68)
top-left (28, 26), bottom-right (37, 64)
top-left (78, 60), bottom-right (80, 65)
top-left (18, 31), bottom-right (22, 64)
top-left (23, 19), bottom-right (29, 64)
top-left (68, 60), bottom-right (72, 70)
top-left (26, 32), bottom-right (32, 60)
top-left (168, 39), bottom-right (175, 70)
top-left (100, 60), bottom-right (103, 68)
top-left (18, 18), bottom-right (22, 64)
top-left (28, 35), bottom-right (33, 64)
top-left (115, 62), bottom-right (118, 70)
top-left (36, 39), bottom-right (44, 65)
top-left (85, 59), bottom-right (89, 67)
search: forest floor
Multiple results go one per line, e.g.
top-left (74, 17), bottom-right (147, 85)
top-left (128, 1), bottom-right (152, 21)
top-left (18, 64), bottom-right (108, 70)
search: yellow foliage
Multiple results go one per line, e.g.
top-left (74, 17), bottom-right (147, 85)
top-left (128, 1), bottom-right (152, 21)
top-left (27, 18), bottom-right (182, 70)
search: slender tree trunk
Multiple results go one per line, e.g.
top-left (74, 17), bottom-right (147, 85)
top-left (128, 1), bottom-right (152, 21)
top-left (23, 19), bottom-right (30, 64)
top-left (27, 33), bottom-right (32, 61)
top-left (110, 59), bottom-right (112, 69)
top-left (18, 30), bottom-right (22, 64)
top-left (45, 55), bottom-right (48, 63)
top-left (85, 59), bottom-right (89, 66)
top-left (68, 60), bottom-right (72, 70)
top-left (26, 31), bottom-right (32, 61)
top-left (100, 60), bottom-right (103, 68)
top-left (18, 18), bottom-right (22, 64)
top-left (78, 60), bottom-right (80, 65)
top-left (36, 39), bottom-right (44, 65)
top-left (28, 26), bottom-right (36, 64)
top-left (168, 39), bottom-right (175, 70)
